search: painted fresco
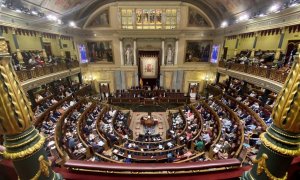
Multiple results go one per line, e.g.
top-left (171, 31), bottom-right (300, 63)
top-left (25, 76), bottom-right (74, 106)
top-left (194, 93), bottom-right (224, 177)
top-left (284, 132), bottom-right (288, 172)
top-left (188, 8), bottom-right (209, 27)
top-left (88, 9), bottom-right (109, 27)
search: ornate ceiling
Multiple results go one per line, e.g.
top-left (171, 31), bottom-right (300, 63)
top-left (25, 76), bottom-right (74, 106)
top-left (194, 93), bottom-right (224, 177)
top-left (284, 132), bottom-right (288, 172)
top-left (16, 0), bottom-right (282, 27)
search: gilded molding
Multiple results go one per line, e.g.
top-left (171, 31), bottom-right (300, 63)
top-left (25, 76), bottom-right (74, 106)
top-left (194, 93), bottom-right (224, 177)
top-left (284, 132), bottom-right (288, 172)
top-left (3, 136), bottom-right (45, 160)
top-left (0, 38), bottom-right (9, 55)
top-left (69, 166), bottom-right (239, 175)
top-left (260, 133), bottom-right (300, 156)
top-left (270, 126), bottom-right (300, 139)
top-left (5, 127), bottom-right (36, 141)
top-left (30, 155), bottom-right (51, 180)
top-left (253, 153), bottom-right (288, 180)
top-left (271, 54), bottom-right (300, 134)
top-left (266, 129), bottom-right (300, 145)
top-left (0, 57), bottom-right (34, 135)
top-left (4, 133), bottom-right (39, 148)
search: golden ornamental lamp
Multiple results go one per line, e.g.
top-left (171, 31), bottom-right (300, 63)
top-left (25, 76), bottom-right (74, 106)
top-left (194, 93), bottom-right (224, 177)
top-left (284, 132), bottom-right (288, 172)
top-left (243, 44), bottom-right (300, 179)
top-left (0, 37), bottom-right (62, 180)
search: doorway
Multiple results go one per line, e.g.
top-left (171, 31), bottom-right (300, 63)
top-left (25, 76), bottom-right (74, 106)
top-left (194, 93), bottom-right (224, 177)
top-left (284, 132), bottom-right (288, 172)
top-left (6, 41), bottom-right (11, 54)
top-left (65, 51), bottom-right (71, 59)
top-left (223, 47), bottom-right (228, 59)
top-left (285, 40), bottom-right (300, 65)
top-left (43, 43), bottom-right (52, 57)
top-left (138, 50), bottom-right (160, 89)
top-left (188, 82), bottom-right (199, 100)
top-left (99, 82), bottom-right (110, 100)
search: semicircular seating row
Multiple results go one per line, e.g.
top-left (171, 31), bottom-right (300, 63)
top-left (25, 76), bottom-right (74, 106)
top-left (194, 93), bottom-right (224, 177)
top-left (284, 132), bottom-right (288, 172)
top-left (36, 82), bottom-right (276, 165)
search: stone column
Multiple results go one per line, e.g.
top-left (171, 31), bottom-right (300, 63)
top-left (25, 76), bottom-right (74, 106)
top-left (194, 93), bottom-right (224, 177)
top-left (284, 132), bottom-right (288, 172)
top-left (250, 33), bottom-right (258, 58)
top-left (133, 39), bottom-right (137, 66)
top-left (159, 71), bottom-right (164, 88)
top-left (39, 34), bottom-right (47, 58)
top-left (59, 36), bottom-right (64, 57)
top-left (174, 39), bottom-right (178, 65)
top-left (0, 37), bottom-right (62, 180)
top-left (242, 44), bottom-right (300, 180)
top-left (233, 37), bottom-right (239, 57)
top-left (119, 39), bottom-right (124, 65)
top-left (275, 28), bottom-right (285, 60)
top-left (161, 39), bottom-right (165, 66)
top-left (135, 71), bottom-right (139, 87)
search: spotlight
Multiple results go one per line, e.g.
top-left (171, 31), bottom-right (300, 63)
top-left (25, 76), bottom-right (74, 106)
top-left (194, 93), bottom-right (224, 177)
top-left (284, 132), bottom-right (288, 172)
top-left (259, 13), bottom-right (266, 17)
top-left (290, 3), bottom-right (299, 7)
top-left (69, 21), bottom-right (76, 27)
top-left (220, 21), bottom-right (228, 28)
top-left (31, 10), bottom-right (38, 15)
top-left (47, 14), bottom-right (57, 21)
top-left (237, 14), bottom-right (249, 22)
top-left (269, 3), bottom-right (280, 13)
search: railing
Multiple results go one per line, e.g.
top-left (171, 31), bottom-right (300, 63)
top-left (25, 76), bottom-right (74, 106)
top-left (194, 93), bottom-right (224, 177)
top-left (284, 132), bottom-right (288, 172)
top-left (15, 61), bottom-right (80, 82)
top-left (218, 62), bottom-right (288, 84)
top-left (64, 158), bottom-right (241, 174)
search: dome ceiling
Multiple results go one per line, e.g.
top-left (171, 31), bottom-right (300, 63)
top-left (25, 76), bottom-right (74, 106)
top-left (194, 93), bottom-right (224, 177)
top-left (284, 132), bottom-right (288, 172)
top-left (16, 0), bottom-right (283, 27)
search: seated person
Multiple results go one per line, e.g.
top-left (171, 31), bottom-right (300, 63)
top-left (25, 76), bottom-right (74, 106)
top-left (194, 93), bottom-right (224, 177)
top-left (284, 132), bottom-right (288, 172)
top-left (195, 139), bottom-right (204, 151)
top-left (177, 148), bottom-right (193, 159)
top-left (35, 94), bottom-right (43, 102)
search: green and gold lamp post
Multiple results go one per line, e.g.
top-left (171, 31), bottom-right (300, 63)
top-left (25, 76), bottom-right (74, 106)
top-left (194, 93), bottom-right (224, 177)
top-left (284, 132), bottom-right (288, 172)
top-left (0, 37), bottom-right (62, 179)
top-left (243, 45), bottom-right (300, 179)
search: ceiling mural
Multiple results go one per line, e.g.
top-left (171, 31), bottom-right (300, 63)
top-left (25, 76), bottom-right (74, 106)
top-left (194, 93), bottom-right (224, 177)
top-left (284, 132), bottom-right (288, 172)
top-left (205, 0), bottom-right (267, 15)
top-left (15, 0), bottom-right (274, 27)
top-left (21, 0), bottom-right (272, 17)
top-left (87, 9), bottom-right (110, 27)
top-left (188, 7), bottom-right (210, 27)
top-left (23, 0), bottom-right (93, 14)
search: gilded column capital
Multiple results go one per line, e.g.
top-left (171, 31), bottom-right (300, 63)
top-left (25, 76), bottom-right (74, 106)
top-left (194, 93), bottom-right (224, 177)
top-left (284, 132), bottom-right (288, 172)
top-left (271, 45), bottom-right (300, 134)
top-left (0, 57), bottom-right (34, 135)
top-left (0, 37), bottom-right (9, 56)
top-left (242, 44), bottom-right (300, 180)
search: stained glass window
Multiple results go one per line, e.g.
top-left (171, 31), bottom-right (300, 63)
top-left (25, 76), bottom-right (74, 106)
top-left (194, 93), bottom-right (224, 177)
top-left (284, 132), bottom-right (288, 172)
top-left (121, 9), bottom-right (134, 29)
top-left (121, 8), bottom-right (177, 30)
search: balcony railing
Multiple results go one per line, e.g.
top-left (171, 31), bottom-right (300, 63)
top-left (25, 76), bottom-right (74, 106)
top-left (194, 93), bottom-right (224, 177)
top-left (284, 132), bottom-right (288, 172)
top-left (218, 61), bottom-right (288, 84)
top-left (15, 61), bottom-right (80, 82)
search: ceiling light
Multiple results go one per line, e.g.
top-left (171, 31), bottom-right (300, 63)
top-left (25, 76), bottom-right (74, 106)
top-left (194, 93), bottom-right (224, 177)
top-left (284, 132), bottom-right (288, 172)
top-left (220, 21), bottom-right (228, 28)
top-left (47, 14), bottom-right (57, 21)
top-left (94, 34), bottom-right (97, 36)
top-left (259, 13), bottom-right (266, 17)
top-left (269, 3), bottom-right (280, 12)
top-left (57, 19), bottom-right (62, 25)
top-left (69, 21), bottom-right (76, 27)
top-left (237, 14), bottom-right (249, 22)
top-left (15, 9), bottom-right (21, 13)
top-left (290, 3), bottom-right (299, 7)
top-left (31, 10), bottom-right (38, 15)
